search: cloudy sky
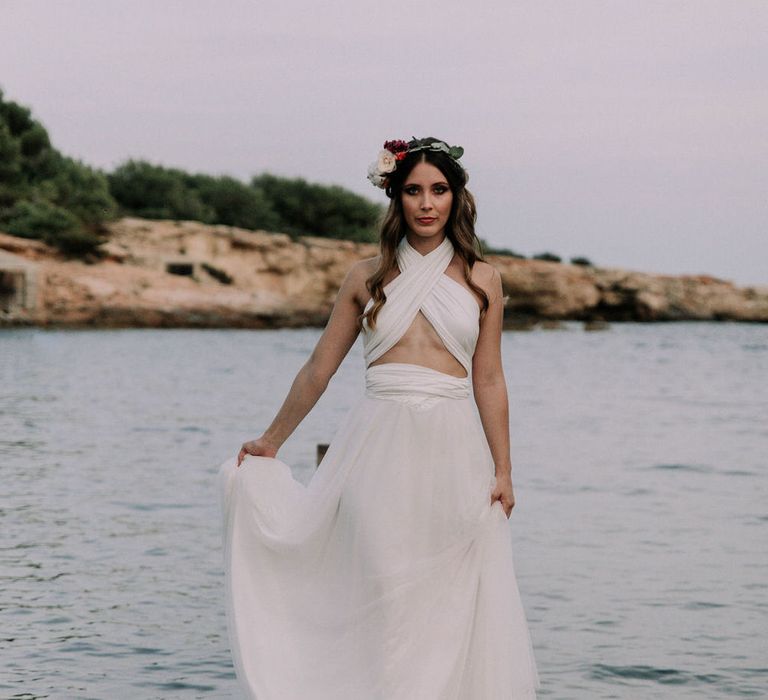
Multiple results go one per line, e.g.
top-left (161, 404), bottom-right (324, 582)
top-left (1, 0), bottom-right (765, 285)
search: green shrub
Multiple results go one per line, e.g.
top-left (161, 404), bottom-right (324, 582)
top-left (49, 227), bottom-right (104, 255)
top-left (1, 199), bottom-right (78, 239)
top-left (532, 251), bottom-right (562, 262)
top-left (107, 158), bottom-right (384, 243)
top-left (479, 238), bottom-right (526, 258)
top-left (0, 120), bottom-right (25, 206)
top-left (570, 256), bottom-right (593, 267)
top-left (252, 173), bottom-right (380, 242)
top-left (0, 88), bottom-right (385, 255)
top-left (0, 88), bottom-right (116, 254)
top-left (47, 155), bottom-right (116, 224)
top-left (191, 174), bottom-right (281, 231)
top-left (109, 162), bottom-right (289, 232)
top-left (0, 199), bottom-right (102, 254)
top-left (19, 122), bottom-right (50, 157)
top-left (0, 89), bottom-right (63, 187)
top-left (108, 160), bottom-right (214, 222)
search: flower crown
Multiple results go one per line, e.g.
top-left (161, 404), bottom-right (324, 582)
top-left (366, 137), bottom-right (465, 189)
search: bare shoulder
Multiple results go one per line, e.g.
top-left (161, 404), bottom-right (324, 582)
top-left (342, 255), bottom-right (380, 306)
top-left (470, 259), bottom-right (501, 295)
top-left (346, 255), bottom-right (379, 285)
top-left (356, 255), bottom-right (381, 275)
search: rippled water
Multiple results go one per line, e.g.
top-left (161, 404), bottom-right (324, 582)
top-left (1, 323), bottom-right (766, 699)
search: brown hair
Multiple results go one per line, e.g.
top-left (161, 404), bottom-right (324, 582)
top-left (362, 137), bottom-right (489, 330)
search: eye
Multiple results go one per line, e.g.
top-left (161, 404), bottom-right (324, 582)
top-left (433, 185), bottom-right (449, 195)
top-left (403, 185), bottom-right (420, 195)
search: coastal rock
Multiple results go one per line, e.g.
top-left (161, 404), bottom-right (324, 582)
top-left (0, 218), bottom-right (765, 328)
top-left (492, 258), bottom-right (602, 318)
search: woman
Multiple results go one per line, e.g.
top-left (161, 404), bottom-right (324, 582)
top-left (218, 137), bottom-right (540, 699)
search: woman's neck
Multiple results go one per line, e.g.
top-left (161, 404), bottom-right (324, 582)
top-left (405, 231), bottom-right (447, 256)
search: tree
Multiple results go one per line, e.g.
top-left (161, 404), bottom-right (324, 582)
top-left (0, 87), bottom-right (117, 255)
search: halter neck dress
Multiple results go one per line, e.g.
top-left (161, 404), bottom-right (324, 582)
top-left (218, 235), bottom-right (540, 699)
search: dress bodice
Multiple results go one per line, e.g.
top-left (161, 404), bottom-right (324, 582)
top-left (361, 235), bottom-right (480, 375)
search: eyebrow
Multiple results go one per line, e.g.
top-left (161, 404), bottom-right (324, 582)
top-left (403, 180), bottom-right (450, 187)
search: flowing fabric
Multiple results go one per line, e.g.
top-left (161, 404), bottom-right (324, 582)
top-left (217, 235), bottom-right (540, 699)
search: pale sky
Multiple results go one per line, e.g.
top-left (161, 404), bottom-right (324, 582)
top-left (1, 0), bottom-right (766, 285)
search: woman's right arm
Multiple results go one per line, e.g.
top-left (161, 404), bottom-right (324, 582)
top-left (237, 260), bottom-right (370, 466)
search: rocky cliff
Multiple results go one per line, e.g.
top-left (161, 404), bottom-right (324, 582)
top-left (1, 217), bottom-right (766, 328)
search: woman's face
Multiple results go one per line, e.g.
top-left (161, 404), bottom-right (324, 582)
top-left (400, 160), bottom-right (453, 240)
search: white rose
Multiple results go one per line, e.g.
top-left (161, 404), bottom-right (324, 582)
top-left (367, 161), bottom-right (387, 188)
top-left (376, 149), bottom-right (397, 174)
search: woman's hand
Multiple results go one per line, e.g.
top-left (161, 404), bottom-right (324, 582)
top-left (237, 436), bottom-right (279, 467)
top-left (491, 472), bottom-right (515, 518)
top-left (232, 262), bottom-right (366, 470)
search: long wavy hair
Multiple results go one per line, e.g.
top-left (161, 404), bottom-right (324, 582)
top-left (362, 137), bottom-right (489, 330)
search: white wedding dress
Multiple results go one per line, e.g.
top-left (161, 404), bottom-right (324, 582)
top-left (217, 235), bottom-right (540, 699)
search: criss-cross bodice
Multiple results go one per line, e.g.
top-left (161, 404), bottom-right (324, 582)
top-left (361, 235), bottom-right (480, 376)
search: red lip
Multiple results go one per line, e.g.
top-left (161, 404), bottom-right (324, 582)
top-left (416, 217), bottom-right (437, 224)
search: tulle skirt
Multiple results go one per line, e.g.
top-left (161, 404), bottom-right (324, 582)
top-left (218, 362), bottom-right (540, 699)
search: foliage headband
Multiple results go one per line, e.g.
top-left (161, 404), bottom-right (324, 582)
top-left (366, 137), bottom-right (464, 189)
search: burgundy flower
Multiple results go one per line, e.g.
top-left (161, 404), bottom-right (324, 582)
top-left (383, 139), bottom-right (409, 155)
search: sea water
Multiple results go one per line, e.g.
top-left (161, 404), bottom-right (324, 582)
top-left (1, 323), bottom-right (766, 699)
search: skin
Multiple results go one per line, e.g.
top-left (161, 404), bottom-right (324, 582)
top-left (237, 160), bottom-right (516, 518)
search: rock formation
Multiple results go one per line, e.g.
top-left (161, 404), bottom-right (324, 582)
top-left (1, 218), bottom-right (765, 328)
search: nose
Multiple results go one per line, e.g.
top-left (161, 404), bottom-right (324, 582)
top-left (419, 192), bottom-right (434, 211)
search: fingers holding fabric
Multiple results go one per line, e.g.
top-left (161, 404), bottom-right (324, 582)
top-left (490, 474), bottom-right (515, 518)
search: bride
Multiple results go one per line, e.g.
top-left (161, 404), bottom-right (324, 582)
top-left (218, 136), bottom-right (540, 699)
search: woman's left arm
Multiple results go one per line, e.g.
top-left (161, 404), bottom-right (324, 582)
top-left (471, 265), bottom-right (515, 516)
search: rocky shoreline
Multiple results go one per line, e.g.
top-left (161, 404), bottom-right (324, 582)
top-left (1, 218), bottom-right (766, 329)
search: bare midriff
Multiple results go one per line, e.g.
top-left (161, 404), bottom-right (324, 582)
top-left (368, 310), bottom-right (467, 378)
